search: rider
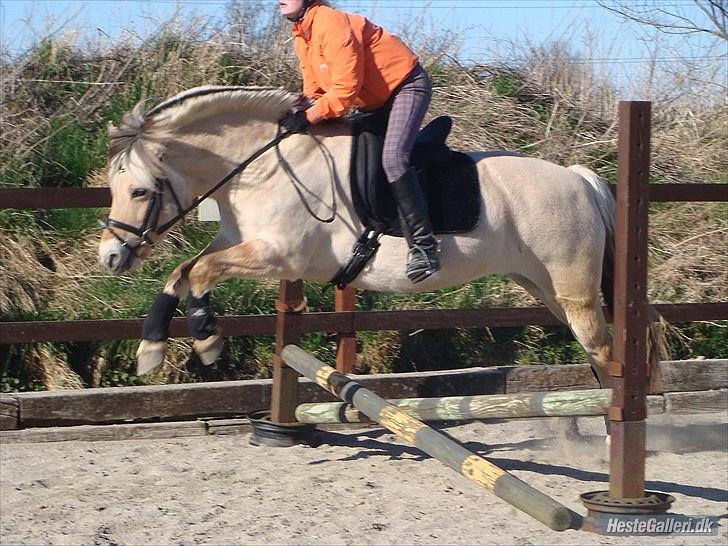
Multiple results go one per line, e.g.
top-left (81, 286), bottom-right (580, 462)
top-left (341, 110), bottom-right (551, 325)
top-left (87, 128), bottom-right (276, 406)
top-left (278, 0), bottom-right (440, 283)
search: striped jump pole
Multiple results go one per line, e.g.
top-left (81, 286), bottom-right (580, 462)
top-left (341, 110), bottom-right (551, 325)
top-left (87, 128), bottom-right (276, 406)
top-left (282, 345), bottom-right (573, 531)
top-left (296, 388), bottom-right (612, 424)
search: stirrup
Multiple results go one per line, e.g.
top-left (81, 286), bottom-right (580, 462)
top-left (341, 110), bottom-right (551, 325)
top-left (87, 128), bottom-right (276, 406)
top-left (406, 244), bottom-right (440, 283)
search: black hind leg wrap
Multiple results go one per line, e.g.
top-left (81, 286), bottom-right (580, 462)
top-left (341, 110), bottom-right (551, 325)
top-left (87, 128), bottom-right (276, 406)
top-left (187, 293), bottom-right (218, 340)
top-left (141, 293), bottom-right (179, 341)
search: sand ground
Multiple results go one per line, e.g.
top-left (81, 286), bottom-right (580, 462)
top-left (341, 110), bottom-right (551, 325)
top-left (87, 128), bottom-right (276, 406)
top-left (1, 412), bottom-right (726, 545)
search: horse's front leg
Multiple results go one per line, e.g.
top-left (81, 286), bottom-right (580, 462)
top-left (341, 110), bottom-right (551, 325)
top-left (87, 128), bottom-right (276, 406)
top-left (136, 238), bottom-right (282, 373)
top-left (136, 256), bottom-right (198, 374)
top-left (136, 235), bottom-right (232, 374)
top-left (184, 238), bottom-right (282, 366)
top-left (140, 279), bottom-right (224, 369)
top-left (185, 291), bottom-right (222, 366)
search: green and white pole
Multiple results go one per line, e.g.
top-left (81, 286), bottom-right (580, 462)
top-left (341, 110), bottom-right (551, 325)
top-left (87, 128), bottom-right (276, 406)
top-left (296, 389), bottom-right (611, 424)
top-left (282, 345), bottom-right (573, 531)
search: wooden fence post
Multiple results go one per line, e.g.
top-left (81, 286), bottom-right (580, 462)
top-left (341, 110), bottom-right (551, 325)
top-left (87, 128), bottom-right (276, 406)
top-left (335, 287), bottom-right (357, 373)
top-left (270, 280), bottom-right (305, 423)
top-left (609, 101), bottom-right (651, 499)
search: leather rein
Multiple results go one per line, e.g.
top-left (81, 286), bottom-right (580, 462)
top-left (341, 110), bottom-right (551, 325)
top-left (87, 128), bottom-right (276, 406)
top-left (101, 128), bottom-right (295, 257)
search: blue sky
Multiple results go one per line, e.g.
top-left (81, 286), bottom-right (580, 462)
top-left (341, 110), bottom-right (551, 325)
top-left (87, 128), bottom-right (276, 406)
top-left (1, 0), bottom-right (724, 95)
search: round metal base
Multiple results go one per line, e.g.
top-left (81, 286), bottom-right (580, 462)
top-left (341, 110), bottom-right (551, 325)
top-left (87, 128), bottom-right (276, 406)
top-left (248, 410), bottom-right (316, 447)
top-left (581, 490), bottom-right (675, 516)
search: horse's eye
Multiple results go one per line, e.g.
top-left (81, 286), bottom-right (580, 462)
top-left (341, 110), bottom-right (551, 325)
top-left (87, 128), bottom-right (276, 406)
top-left (131, 188), bottom-right (148, 198)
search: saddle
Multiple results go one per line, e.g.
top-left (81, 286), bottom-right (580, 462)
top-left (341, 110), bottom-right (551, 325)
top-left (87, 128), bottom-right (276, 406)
top-left (349, 112), bottom-right (481, 237)
top-left (330, 112), bottom-right (481, 288)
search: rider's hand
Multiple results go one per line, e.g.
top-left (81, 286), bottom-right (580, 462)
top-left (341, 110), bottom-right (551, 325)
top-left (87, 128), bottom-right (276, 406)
top-left (279, 110), bottom-right (310, 133)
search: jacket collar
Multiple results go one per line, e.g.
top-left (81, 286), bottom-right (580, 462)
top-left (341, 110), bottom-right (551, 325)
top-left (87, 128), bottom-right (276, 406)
top-left (291, 3), bottom-right (322, 40)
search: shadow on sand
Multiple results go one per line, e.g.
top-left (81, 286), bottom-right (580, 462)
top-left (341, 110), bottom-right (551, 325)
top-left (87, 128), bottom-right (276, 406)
top-left (309, 419), bottom-right (727, 504)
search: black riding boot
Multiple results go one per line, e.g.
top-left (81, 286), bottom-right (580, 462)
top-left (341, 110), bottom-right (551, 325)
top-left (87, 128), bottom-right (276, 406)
top-left (390, 168), bottom-right (440, 283)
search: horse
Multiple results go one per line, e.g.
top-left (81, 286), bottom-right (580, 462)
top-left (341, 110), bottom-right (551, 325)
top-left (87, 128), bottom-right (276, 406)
top-left (98, 85), bottom-right (666, 394)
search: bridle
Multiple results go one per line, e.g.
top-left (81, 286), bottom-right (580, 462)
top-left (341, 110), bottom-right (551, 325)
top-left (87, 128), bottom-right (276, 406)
top-left (101, 176), bottom-right (186, 257)
top-left (101, 128), bottom-right (295, 257)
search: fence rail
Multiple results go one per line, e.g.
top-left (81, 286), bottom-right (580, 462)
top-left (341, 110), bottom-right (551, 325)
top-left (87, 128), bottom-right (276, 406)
top-left (1, 303), bottom-right (726, 344)
top-left (1, 182), bottom-right (726, 348)
top-left (1, 184), bottom-right (727, 209)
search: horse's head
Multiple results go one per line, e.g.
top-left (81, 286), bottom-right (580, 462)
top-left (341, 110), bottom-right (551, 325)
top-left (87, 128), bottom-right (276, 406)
top-left (99, 86), bottom-right (304, 274)
top-left (99, 115), bottom-right (185, 274)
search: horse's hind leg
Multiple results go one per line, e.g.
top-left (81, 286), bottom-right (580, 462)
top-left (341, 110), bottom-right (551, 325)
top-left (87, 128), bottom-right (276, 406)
top-left (510, 273), bottom-right (612, 386)
top-left (508, 274), bottom-right (581, 440)
top-left (508, 273), bottom-right (568, 322)
top-left (554, 295), bottom-right (615, 444)
top-left (554, 295), bottom-right (612, 390)
top-left (510, 274), bottom-right (611, 440)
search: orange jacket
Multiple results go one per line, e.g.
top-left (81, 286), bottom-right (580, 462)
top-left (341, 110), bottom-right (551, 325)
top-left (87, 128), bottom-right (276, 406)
top-left (292, 3), bottom-right (418, 123)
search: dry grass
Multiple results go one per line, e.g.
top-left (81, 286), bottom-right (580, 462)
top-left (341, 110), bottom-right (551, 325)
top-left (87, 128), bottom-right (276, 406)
top-left (0, 234), bottom-right (54, 314)
top-left (650, 203), bottom-right (728, 303)
top-left (0, 7), bottom-right (725, 387)
top-left (26, 345), bottom-right (84, 391)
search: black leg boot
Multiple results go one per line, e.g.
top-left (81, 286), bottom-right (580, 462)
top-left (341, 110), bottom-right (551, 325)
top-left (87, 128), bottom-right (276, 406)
top-left (390, 168), bottom-right (440, 283)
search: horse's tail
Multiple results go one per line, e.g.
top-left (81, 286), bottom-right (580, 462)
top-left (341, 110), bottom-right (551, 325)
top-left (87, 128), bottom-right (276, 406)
top-left (567, 164), bottom-right (668, 393)
top-left (567, 165), bottom-right (616, 313)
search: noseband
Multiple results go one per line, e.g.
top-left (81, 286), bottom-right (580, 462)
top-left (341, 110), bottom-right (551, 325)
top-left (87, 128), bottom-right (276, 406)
top-left (101, 128), bottom-right (295, 257)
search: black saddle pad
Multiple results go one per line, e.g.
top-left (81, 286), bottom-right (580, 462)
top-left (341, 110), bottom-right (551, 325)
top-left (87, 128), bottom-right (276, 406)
top-left (349, 113), bottom-right (480, 237)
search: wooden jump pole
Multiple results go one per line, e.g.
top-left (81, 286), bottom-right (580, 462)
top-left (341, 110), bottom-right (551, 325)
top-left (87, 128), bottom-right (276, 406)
top-left (282, 345), bottom-right (573, 531)
top-left (295, 388), bottom-right (612, 424)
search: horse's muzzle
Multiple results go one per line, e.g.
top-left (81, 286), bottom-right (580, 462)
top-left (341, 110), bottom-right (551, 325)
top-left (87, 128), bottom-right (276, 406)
top-left (99, 238), bottom-right (136, 274)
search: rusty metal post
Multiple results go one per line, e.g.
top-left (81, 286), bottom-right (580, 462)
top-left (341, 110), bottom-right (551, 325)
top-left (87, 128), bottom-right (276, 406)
top-left (270, 280), bottom-right (305, 423)
top-left (335, 287), bottom-right (357, 373)
top-left (609, 101), bottom-right (651, 498)
top-left (581, 102), bottom-right (673, 524)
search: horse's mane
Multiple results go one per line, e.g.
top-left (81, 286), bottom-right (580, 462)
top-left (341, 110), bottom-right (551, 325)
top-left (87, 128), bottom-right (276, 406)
top-left (108, 86), bottom-right (301, 166)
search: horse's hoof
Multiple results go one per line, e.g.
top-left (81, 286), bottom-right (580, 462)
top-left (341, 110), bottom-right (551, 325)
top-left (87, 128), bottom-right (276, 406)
top-left (194, 334), bottom-right (223, 366)
top-left (136, 340), bottom-right (167, 375)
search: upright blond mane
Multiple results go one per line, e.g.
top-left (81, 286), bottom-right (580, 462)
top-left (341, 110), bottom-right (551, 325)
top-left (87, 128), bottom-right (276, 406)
top-left (108, 86), bottom-right (301, 165)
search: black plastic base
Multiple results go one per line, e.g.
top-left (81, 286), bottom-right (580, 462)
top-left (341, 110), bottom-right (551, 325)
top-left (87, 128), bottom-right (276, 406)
top-left (248, 410), bottom-right (316, 447)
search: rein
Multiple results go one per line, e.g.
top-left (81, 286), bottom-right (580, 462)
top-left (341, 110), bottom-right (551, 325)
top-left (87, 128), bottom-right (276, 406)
top-left (102, 128), bottom-right (295, 256)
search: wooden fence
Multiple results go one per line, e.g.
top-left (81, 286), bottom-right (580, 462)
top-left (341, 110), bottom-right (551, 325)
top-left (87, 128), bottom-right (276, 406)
top-left (2, 183), bottom-right (727, 209)
top-left (1, 172), bottom-right (726, 373)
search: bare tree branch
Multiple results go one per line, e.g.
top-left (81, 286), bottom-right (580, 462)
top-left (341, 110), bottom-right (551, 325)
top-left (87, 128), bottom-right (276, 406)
top-left (597, 0), bottom-right (727, 40)
top-left (695, 0), bottom-right (728, 37)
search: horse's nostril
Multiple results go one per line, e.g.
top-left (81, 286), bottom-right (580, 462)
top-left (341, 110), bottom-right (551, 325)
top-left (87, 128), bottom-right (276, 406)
top-left (107, 253), bottom-right (119, 269)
